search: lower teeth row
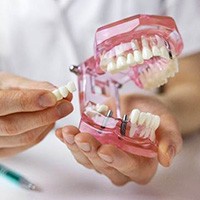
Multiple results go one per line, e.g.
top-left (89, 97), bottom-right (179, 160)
top-left (85, 104), bottom-right (160, 142)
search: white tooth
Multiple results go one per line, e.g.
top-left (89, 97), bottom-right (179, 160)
top-left (150, 115), bottom-right (160, 130)
top-left (100, 59), bottom-right (108, 71)
top-left (142, 47), bottom-right (153, 60)
top-left (149, 131), bottom-right (156, 142)
top-left (130, 109), bottom-right (140, 124)
top-left (152, 115), bottom-right (160, 130)
top-left (160, 46), bottom-right (169, 59)
top-left (144, 113), bottom-right (152, 127)
top-left (96, 104), bottom-right (109, 114)
top-left (166, 58), bottom-right (179, 78)
top-left (171, 58), bottom-right (179, 73)
top-left (107, 61), bottom-right (118, 74)
top-left (144, 128), bottom-right (151, 138)
top-left (58, 86), bottom-right (69, 98)
top-left (116, 56), bottom-right (128, 70)
top-left (131, 40), bottom-right (138, 50)
top-left (140, 129), bottom-right (147, 137)
top-left (138, 112), bottom-right (147, 125)
top-left (85, 107), bottom-right (98, 118)
top-left (52, 89), bottom-right (63, 101)
top-left (152, 45), bottom-right (161, 56)
top-left (134, 50), bottom-right (143, 64)
top-left (129, 124), bottom-right (137, 138)
top-left (66, 81), bottom-right (77, 93)
top-left (127, 53), bottom-right (136, 66)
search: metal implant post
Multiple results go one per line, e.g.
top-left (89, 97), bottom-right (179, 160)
top-left (120, 115), bottom-right (128, 136)
top-left (101, 110), bottom-right (113, 129)
top-left (69, 65), bottom-right (80, 75)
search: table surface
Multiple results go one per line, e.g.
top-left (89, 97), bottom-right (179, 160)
top-left (0, 126), bottom-right (200, 200)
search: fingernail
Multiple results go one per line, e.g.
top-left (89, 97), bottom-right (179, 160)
top-left (76, 142), bottom-right (90, 152)
top-left (98, 153), bottom-right (113, 163)
top-left (56, 102), bottom-right (73, 117)
top-left (167, 145), bottom-right (176, 165)
top-left (63, 133), bottom-right (74, 144)
top-left (39, 93), bottom-right (56, 108)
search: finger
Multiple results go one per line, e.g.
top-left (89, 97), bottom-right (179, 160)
top-left (157, 114), bottom-right (183, 167)
top-left (74, 133), bottom-right (130, 186)
top-left (0, 124), bottom-right (53, 157)
top-left (0, 100), bottom-right (73, 136)
top-left (97, 145), bottom-right (158, 185)
top-left (56, 126), bottom-right (93, 169)
top-left (0, 89), bottom-right (57, 116)
top-left (0, 124), bottom-right (54, 148)
top-left (0, 72), bottom-right (56, 90)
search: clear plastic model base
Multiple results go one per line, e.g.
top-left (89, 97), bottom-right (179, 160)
top-left (70, 15), bottom-right (183, 158)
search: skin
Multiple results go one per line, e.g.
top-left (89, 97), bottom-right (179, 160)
top-left (56, 52), bottom-right (200, 185)
top-left (0, 72), bottom-right (73, 157)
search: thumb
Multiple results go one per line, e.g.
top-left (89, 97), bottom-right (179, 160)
top-left (157, 115), bottom-right (183, 167)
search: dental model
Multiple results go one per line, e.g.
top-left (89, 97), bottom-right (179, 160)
top-left (69, 15), bottom-right (183, 157)
top-left (52, 81), bottom-right (76, 101)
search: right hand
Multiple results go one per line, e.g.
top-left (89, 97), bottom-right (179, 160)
top-left (0, 72), bottom-right (74, 157)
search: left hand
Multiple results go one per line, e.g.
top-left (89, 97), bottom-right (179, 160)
top-left (56, 94), bottom-right (182, 185)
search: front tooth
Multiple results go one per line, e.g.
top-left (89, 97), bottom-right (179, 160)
top-left (134, 50), bottom-right (143, 64)
top-left (150, 131), bottom-right (156, 142)
top-left (150, 115), bottom-right (160, 130)
top-left (100, 57), bottom-right (109, 71)
top-left (58, 86), bottom-right (69, 98)
top-left (152, 45), bottom-right (161, 56)
top-left (107, 61), bottom-right (118, 74)
top-left (116, 56), bottom-right (128, 70)
top-left (144, 113), bottom-right (152, 127)
top-left (66, 81), bottom-right (77, 93)
top-left (138, 112), bottom-right (147, 125)
top-left (160, 46), bottom-right (169, 59)
top-left (130, 109), bottom-right (140, 124)
top-left (171, 58), bottom-right (179, 73)
top-left (152, 115), bottom-right (160, 130)
top-left (127, 53), bottom-right (136, 66)
top-left (131, 40), bottom-right (138, 50)
top-left (142, 47), bottom-right (153, 60)
top-left (96, 104), bottom-right (109, 114)
top-left (52, 89), bottom-right (63, 101)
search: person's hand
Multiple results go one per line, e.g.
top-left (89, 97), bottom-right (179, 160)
top-left (56, 94), bottom-right (182, 185)
top-left (0, 72), bottom-right (73, 157)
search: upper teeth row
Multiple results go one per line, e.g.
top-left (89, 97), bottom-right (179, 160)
top-left (52, 81), bottom-right (76, 101)
top-left (100, 36), bottom-right (171, 74)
